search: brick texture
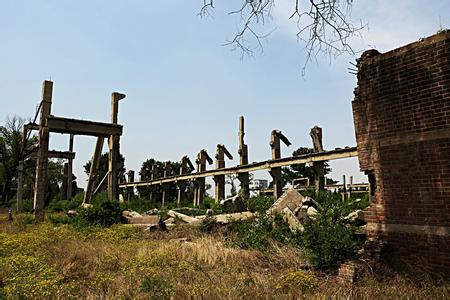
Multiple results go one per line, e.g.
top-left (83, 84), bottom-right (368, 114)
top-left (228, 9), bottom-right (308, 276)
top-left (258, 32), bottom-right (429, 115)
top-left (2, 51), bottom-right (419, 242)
top-left (352, 30), bottom-right (450, 274)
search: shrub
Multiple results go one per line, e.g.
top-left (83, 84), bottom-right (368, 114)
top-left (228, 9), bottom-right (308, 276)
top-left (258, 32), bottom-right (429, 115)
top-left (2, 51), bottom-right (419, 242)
top-left (230, 213), bottom-right (291, 250)
top-left (293, 193), bottom-right (363, 270)
top-left (246, 195), bottom-right (273, 213)
top-left (72, 199), bottom-right (122, 228)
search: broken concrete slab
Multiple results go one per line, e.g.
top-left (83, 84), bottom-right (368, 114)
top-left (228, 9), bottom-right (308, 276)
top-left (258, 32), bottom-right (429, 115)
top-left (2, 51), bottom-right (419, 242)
top-left (344, 210), bottom-right (366, 225)
top-left (302, 196), bottom-right (322, 210)
top-left (281, 207), bottom-right (304, 232)
top-left (124, 215), bottom-right (160, 225)
top-left (221, 194), bottom-right (246, 212)
top-left (307, 207), bottom-right (318, 220)
top-left (267, 188), bottom-right (304, 215)
top-left (167, 210), bottom-right (202, 225)
top-left (212, 211), bottom-right (255, 224)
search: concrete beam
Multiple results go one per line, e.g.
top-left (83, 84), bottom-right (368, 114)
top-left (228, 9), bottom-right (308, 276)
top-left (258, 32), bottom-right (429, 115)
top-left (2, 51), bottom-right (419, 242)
top-left (26, 116), bottom-right (123, 137)
top-left (120, 147), bottom-right (358, 188)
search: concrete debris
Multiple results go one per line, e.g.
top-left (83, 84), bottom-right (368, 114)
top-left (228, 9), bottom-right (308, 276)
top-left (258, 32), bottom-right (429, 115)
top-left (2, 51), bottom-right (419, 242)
top-left (81, 203), bottom-right (93, 209)
top-left (167, 210), bottom-right (202, 225)
top-left (212, 211), bottom-right (255, 224)
top-left (67, 210), bottom-right (78, 217)
top-left (147, 208), bottom-right (159, 215)
top-left (267, 188), bottom-right (304, 215)
top-left (221, 194), bottom-right (246, 212)
top-left (124, 215), bottom-right (160, 225)
top-left (206, 209), bottom-right (214, 215)
top-left (302, 196), bottom-right (322, 210)
top-left (307, 207), bottom-right (318, 220)
top-left (344, 210), bottom-right (366, 225)
top-left (281, 207), bottom-right (304, 232)
top-left (163, 217), bottom-right (176, 225)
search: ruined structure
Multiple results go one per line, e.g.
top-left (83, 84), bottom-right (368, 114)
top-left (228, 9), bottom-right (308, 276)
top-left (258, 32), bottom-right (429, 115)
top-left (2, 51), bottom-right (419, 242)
top-left (353, 30), bottom-right (450, 273)
top-left (25, 81), bottom-right (125, 221)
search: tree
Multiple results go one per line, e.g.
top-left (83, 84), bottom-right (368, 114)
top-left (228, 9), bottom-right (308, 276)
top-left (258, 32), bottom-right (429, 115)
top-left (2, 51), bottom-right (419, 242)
top-left (138, 158), bottom-right (181, 201)
top-left (0, 116), bottom-right (37, 204)
top-left (282, 147), bottom-right (334, 186)
top-left (200, 1), bottom-right (364, 74)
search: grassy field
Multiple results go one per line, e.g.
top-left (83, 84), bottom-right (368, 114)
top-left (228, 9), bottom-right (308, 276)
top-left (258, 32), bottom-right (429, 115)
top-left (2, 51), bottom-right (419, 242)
top-left (0, 212), bottom-right (449, 299)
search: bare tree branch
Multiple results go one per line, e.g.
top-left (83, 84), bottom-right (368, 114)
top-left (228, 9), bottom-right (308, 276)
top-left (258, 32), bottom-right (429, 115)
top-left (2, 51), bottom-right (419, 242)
top-left (200, 0), bottom-right (365, 74)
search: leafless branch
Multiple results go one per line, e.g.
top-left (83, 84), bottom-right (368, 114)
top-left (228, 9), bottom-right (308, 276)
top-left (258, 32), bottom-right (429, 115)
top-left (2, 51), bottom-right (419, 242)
top-left (200, 0), bottom-right (365, 74)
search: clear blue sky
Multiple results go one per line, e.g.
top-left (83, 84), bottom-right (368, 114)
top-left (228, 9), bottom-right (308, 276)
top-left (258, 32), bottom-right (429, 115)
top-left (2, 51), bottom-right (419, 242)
top-left (1, 1), bottom-right (449, 189)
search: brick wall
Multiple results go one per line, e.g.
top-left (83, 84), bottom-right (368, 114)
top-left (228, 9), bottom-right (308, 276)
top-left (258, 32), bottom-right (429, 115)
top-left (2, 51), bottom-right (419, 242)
top-left (352, 30), bottom-right (450, 274)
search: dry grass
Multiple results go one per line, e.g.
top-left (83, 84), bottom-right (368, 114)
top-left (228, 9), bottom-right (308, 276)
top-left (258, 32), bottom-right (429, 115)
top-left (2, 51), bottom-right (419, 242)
top-left (0, 213), bottom-right (448, 299)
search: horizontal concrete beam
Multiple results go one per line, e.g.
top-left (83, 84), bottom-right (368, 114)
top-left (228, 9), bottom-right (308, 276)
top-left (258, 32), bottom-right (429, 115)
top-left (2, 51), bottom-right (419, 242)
top-left (120, 147), bottom-right (358, 188)
top-left (25, 116), bottom-right (123, 137)
top-left (27, 150), bottom-right (76, 160)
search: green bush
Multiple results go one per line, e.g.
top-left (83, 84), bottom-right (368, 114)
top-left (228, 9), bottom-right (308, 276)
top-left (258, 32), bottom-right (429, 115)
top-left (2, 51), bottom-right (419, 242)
top-left (71, 199), bottom-right (122, 228)
top-left (198, 215), bottom-right (218, 233)
top-left (246, 195), bottom-right (273, 213)
top-left (230, 213), bottom-right (291, 250)
top-left (292, 193), bottom-right (364, 270)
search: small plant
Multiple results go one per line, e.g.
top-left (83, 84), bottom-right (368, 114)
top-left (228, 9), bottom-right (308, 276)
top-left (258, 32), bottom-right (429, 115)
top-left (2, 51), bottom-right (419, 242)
top-left (277, 270), bottom-right (316, 292)
top-left (140, 275), bottom-right (173, 300)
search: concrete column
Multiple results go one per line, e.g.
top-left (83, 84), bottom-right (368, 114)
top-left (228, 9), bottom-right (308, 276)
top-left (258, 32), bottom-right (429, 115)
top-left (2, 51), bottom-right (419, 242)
top-left (177, 156), bottom-right (193, 204)
top-left (161, 162), bottom-right (171, 207)
top-left (214, 144), bottom-right (233, 203)
top-left (67, 134), bottom-right (74, 199)
top-left (34, 80), bottom-right (53, 222)
top-left (237, 116), bottom-right (250, 200)
top-left (194, 150), bottom-right (212, 206)
top-left (310, 126), bottom-right (325, 192)
top-left (127, 170), bottom-right (135, 201)
top-left (269, 130), bottom-right (291, 200)
top-left (342, 174), bottom-right (347, 201)
top-left (84, 137), bottom-right (104, 204)
top-left (108, 92), bottom-right (125, 201)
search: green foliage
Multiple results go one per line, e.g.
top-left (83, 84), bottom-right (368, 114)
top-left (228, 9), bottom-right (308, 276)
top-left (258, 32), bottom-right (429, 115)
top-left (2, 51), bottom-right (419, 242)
top-left (140, 275), bottom-right (173, 300)
top-left (83, 153), bottom-right (125, 193)
top-left (230, 213), bottom-right (291, 250)
top-left (246, 195), bottom-right (273, 213)
top-left (47, 197), bottom-right (83, 213)
top-left (292, 191), bottom-right (367, 270)
top-left (71, 198), bottom-right (122, 228)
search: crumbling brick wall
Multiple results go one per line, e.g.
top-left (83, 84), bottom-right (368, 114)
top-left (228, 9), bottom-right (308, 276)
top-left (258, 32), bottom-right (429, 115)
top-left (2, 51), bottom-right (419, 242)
top-left (352, 30), bottom-right (450, 274)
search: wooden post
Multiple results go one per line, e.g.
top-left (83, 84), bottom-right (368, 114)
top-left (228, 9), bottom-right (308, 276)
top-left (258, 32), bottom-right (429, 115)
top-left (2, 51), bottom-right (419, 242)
top-left (34, 80), bottom-right (53, 222)
top-left (108, 92), bottom-right (125, 201)
top-left (310, 126), bottom-right (325, 192)
top-left (237, 116), bottom-right (250, 200)
top-left (84, 137), bottom-right (104, 203)
top-left (67, 134), bottom-right (74, 199)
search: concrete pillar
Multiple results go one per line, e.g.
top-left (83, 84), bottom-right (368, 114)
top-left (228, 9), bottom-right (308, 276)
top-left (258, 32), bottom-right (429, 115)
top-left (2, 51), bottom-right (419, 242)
top-left (310, 126), bottom-right (325, 192)
top-left (177, 156), bottom-right (194, 204)
top-left (269, 130), bottom-right (291, 200)
top-left (127, 170), bottom-right (135, 201)
top-left (214, 144), bottom-right (233, 203)
top-left (84, 137), bottom-right (104, 204)
top-left (349, 175), bottom-right (353, 198)
top-left (67, 134), bottom-right (74, 199)
top-left (237, 116), bottom-right (250, 200)
top-left (161, 162), bottom-right (172, 207)
top-left (33, 80), bottom-right (53, 222)
top-left (108, 92), bottom-right (125, 201)
top-left (194, 150), bottom-right (213, 206)
top-left (342, 174), bottom-right (347, 201)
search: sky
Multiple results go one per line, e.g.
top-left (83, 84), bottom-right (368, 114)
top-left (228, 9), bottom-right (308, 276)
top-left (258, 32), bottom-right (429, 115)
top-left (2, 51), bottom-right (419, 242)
top-left (1, 0), bottom-right (449, 191)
